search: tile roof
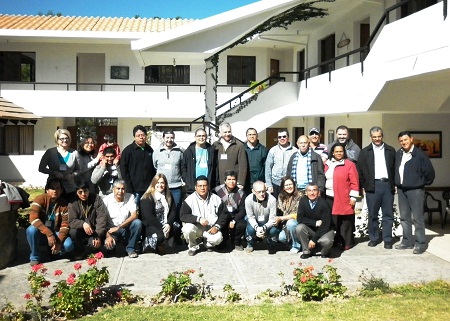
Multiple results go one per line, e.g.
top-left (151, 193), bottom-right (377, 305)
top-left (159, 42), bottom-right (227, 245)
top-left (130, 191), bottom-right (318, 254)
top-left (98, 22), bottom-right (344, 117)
top-left (0, 97), bottom-right (41, 120)
top-left (0, 14), bottom-right (196, 32)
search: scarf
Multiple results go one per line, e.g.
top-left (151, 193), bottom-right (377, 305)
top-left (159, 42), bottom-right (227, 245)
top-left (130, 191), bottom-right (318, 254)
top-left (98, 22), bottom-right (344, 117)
top-left (154, 191), bottom-right (169, 225)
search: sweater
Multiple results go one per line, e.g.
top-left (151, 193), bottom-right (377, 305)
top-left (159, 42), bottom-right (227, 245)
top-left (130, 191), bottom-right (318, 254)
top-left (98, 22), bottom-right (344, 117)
top-left (213, 137), bottom-right (248, 186)
top-left (265, 144), bottom-right (298, 187)
top-left (68, 193), bottom-right (109, 238)
top-left (297, 197), bottom-right (333, 243)
top-left (245, 141), bottom-right (268, 185)
top-left (180, 192), bottom-right (228, 229)
top-left (245, 193), bottom-right (277, 229)
top-left (121, 141), bottom-right (156, 194)
top-left (152, 143), bottom-right (183, 188)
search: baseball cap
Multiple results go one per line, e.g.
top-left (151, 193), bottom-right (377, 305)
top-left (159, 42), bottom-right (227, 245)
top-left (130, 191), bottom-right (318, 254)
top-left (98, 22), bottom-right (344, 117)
top-left (309, 128), bottom-right (320, 135)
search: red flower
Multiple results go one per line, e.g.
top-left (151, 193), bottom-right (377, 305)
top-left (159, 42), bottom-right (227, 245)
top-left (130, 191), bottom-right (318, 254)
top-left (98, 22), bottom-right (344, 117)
top-left (24, 293), bottom-right (32, 300)
top-left (93, 289), bottom-right (101, 295)
top-left (116, 291), bottom-right (122, 298)
top-left (87, 258), bottom-right (97, 266)
top-left (66, 276), bottom-right (75, 285)
top-left (301, 276), bottom-right (308, 283)
top-left (31, 263), bottom-right (44, 272)
top-left (94, 252), bottom-right (104, 260)
top-left (53, 269), bottom-right (63, 276)
top-left (41, 280), bottom-right (51, 288)
top-left (69, 273), bottom-right (76, 278)
top-left (73, 263), bottom-right (82, 271)
top-left (57, 292), bottom-right (63, 298)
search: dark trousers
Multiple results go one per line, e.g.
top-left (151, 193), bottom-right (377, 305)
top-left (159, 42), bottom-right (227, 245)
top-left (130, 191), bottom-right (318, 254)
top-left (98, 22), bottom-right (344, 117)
top-left (332, 214), bottom-right (355, 248)
top-left (366, 180), bottom-right (394, 243)
top-left (222, 219), bottom-right (246, 246)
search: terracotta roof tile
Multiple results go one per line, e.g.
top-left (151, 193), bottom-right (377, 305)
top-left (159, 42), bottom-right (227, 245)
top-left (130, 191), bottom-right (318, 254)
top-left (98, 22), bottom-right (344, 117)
top-left (0, 14), bottom-right (196, 32)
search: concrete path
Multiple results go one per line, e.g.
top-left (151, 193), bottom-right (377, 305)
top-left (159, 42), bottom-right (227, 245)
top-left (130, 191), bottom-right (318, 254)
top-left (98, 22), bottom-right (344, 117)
top-left (1, 225), bottom-right (450, 309)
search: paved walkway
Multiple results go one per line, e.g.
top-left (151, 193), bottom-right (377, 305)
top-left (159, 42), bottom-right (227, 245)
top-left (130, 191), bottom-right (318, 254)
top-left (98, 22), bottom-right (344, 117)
top-left (1, 225), bottom-right (450, 309)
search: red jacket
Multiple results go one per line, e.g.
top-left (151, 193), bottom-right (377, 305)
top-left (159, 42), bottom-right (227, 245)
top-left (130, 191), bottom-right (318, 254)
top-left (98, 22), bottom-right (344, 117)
top-left (325, 159), bottom-right (359, 215)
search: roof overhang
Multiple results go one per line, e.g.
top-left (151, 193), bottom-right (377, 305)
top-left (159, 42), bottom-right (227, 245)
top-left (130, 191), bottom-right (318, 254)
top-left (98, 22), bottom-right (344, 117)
top-left (0, 96), bottom-right (42, 123)
top-left (131, 0), bottom-right (304, 66)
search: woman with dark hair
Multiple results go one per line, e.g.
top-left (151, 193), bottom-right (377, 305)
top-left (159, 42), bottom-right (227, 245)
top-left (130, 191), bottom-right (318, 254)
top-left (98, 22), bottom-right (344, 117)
top-left (276, 176), bottom-right (303, 253)
top-left (324, 143), bottom-right (359, 250)
top-left (39, 129), bottom-right (80, 195)
top-left (68, 180), bottom-right (109, 259)
top-left (139, 173), bottom-right (179, 254)
top-left (75, 136), bottom-right (101, 193)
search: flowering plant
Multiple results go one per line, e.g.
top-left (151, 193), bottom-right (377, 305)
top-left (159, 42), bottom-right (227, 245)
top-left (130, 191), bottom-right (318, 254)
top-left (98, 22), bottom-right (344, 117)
top-left (291, 262), bottom-right (347, 301)
top-left (25, 252), bottom-right (110, 319)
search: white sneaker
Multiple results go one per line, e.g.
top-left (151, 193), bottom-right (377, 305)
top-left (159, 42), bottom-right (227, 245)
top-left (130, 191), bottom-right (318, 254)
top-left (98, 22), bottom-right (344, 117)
top-left (290, 248), bottom-right (300, 254)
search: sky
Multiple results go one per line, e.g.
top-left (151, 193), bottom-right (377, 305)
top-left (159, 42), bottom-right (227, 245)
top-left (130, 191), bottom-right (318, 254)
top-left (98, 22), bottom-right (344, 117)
top-left (0, 0), bottom-right (261, 19)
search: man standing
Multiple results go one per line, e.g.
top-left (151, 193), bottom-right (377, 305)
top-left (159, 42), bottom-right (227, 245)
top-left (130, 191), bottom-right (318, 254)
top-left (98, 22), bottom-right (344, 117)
top-left (213, 170), bottom-right (246, 251)
top-left (286, 135), bottom-right (325, 194)
top-left (180, 176), bottom-right (227, 256)
top-left (308, 127), bottom-right (327, 162)
top-left (153, 130), bottom-right (184, 221)
top-left (357, 126), bottom-right (396, 249)
top-left (265, 128), bottom-right (297, 198)
top-left (395, 131), bottom-right (435, 254)
top-left (181, 128), bottom-right (217, 195)
top-left (245, 181), bottom-right (280, 254)
top-left (91, 146), bottom-right (121, 198)
top-left (296, 183), bottom-right (334, 259)
top-left (214, 122), bottom-right (248, 189)
top-left (244, 128), bottom-right (268, 192)
top-left (325, 125), bottom-right (360, 163)
top-left (103, 180), bottom-right (142, 258)
top-left (121, 125), bottom-right (156, 204)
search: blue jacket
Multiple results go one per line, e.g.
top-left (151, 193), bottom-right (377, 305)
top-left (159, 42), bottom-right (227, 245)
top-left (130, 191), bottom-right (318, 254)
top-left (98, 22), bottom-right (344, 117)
top-left (395, 146), bottom-right (435, 190)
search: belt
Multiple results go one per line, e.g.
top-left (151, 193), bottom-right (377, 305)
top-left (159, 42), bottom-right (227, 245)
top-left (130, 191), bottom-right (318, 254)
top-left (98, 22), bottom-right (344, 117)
top-left (375, 178), bottom-right (389, 182)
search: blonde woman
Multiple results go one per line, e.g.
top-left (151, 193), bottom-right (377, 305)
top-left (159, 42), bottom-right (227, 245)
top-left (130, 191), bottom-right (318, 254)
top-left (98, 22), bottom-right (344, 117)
top-left (139, 173), bottom-right (179, 254)
top-left (39, 129), bottom-right (80, 195)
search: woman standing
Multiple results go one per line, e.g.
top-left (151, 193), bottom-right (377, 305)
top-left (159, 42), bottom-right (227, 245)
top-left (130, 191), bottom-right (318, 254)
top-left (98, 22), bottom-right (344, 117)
top-left (324, 143), bottom-right (360, 250)
top-left (276, 176), bottom-right (303, 253)
top-left (139, 173), bottom-right (178, 254)
top-left (75, 136), bottom-right (101, 193)
top-left (39, 129), bottom-right (80, 195)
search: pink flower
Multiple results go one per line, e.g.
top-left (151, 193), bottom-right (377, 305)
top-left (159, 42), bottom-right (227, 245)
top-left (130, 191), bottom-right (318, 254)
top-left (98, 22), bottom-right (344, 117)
top-left (57, 292), bottom-right (63, 298)
top-left (73, 263), bottom-right (82, 271)
top-left (69, 273), bottom-right (76, 278)
top-left (87, 258), bottom-right (97, 266)
top-left (301, 276), bottom-right (308, 283)
top-left (94, 252), bottom-right (104, 260)
top-left (41, 280), bottom-right (50, 288)
top-left (53, 269), bottom-right (63, 276)
top-left (66, 276), bottom-right (75, 285)
top-left (31, 263), bottom-right (44, 272)
top-left (328, 259), bottom-right (334, 263)
top-left (116, 291), bottom-right (122, 298)
top-left (93, 289), bottom-right (101, 295)
top-left (24, 293), bottom-right (32, 300)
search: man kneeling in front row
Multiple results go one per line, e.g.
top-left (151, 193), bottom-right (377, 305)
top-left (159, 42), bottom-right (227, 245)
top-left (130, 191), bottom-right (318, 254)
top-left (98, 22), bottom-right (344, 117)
top-left (180, 175), bottom-right (227, 256)
top-left (295, 183), bottom-right (334, 259)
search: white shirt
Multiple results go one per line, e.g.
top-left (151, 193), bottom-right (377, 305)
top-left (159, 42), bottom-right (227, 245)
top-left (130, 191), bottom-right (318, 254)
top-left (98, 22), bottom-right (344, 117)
top-left (372, 143), bottom-right (389, 179)
top-left (103, 193), bottom-right (137, 226)
top-left (399, 145), bottom-right (414, 184)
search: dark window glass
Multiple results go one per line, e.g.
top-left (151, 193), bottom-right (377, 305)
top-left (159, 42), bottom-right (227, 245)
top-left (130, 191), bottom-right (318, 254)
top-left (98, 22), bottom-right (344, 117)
top-left (0, 52), bottom-right (35, 82)
top-left (0, 125), bottom-right (34, 155)
top-left (227, 56), bottom-right (256, 85)
top-left (144, 65), bottom-right (190, 84)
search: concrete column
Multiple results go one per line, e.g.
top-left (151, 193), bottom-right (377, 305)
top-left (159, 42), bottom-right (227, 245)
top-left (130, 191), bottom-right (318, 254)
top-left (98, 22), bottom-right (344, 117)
top-left (204, 57), bottom-right (217, 124)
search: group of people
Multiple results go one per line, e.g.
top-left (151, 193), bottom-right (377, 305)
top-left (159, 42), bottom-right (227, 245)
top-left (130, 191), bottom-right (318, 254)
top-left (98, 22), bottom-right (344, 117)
top-left (28, 123), bottom-right (435, 265)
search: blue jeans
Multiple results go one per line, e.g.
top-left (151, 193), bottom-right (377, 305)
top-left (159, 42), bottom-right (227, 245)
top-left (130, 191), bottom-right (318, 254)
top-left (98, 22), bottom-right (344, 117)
top-left (397, 188), bottom-right (426, 249)
top-left (278, 219), bottom-right (301, 250)
top-left (170, 187), bottom-right (182, 221)
top-left (246, 222), bottom-right (281, 248)
top-left (109, 219), bottom-right (142, 254)
top-left (366, 180), bottom-right (394, 243)
top-left (26, 225), bottom-right (74, 262)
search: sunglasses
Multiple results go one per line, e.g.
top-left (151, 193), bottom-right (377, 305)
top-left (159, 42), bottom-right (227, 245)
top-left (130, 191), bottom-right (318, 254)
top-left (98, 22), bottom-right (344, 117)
top-left (278, 135), bottom-right (287, 139)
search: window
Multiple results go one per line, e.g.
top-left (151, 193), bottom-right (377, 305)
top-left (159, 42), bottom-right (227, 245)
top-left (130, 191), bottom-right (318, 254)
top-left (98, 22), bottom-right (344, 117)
top-left (0, 52), bottom-right (36, 82)
top-left (0, 125), bottom-right (34, 155)
top-left (227, 56), bottom-right (256, 85)
top-left (144, 65), bottom-right (190, 84)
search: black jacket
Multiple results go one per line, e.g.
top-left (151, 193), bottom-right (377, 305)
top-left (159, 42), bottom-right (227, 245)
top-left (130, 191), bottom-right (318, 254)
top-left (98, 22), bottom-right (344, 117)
top-left (181, 142), bottom-right (218, 194)
top-left (121, 142), bottom-right (156, 194)
top-left (395, 146), bottom-right (435, 190)
top-left (357, 143), bottom-right (396, 193)
top-left (297, 197), bottom-right (333, 243)
top-left (140, 194), bottom-right (176, 231)
top-left (286, 149), bottom-right (325, 193)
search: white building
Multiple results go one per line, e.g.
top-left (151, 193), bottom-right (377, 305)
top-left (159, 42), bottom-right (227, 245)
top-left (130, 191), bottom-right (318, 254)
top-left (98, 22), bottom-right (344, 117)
top-left (0, 0), bottom-right (448, 189)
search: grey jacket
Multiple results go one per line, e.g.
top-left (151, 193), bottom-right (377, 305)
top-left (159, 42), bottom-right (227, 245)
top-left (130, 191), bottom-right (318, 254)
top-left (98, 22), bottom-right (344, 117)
top-left (265, 144), bottom-right (298, 187)
top-left (152, 143), bottom-right (183, 188)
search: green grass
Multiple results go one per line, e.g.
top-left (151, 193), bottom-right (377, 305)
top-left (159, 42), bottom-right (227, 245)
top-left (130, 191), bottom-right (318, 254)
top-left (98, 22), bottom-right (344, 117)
top-left (82, 281), bottom-right (450, 321)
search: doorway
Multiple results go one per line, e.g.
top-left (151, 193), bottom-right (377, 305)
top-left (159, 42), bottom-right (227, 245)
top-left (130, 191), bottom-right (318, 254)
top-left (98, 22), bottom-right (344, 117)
top-left (76, 53), bottom-right (105, 91)
top-left (319, 34), bottom-right (335, 75)
top-left (269, 59), bottom-right (280, 85)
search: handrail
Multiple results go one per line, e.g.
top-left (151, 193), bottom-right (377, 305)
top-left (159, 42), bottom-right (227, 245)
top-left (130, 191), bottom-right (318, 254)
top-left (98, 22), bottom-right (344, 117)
top-left (193, 0), bottom-right (447, 123)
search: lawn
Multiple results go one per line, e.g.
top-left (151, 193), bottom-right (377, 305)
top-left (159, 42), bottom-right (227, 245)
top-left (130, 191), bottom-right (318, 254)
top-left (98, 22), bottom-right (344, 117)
top-left (83, 282), bottom-right (450, 321)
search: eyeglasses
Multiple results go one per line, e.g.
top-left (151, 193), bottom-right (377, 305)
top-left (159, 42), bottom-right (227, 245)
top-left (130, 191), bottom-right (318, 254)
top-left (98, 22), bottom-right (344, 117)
top-left (59, 137), bottom-right (69, 141)
top-left (76, 190), bottom-right (89, 195)
top-left (84, 142), bottom-right (94, 145)
top-left (196, 135), bottom-right (206, 138)
top-left (278, 135), bottom-right (287, 139)
top-left (310, 132), bottom-right (319, 136)
top-left (253, 190), bottom-right (266, 194)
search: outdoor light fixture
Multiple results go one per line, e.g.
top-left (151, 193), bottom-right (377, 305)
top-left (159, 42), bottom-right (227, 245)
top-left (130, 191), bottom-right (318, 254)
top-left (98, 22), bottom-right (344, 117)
top-left (173, 58), bottom-right (176, 67)
top-left (337, 33), bottom-right (351, 48)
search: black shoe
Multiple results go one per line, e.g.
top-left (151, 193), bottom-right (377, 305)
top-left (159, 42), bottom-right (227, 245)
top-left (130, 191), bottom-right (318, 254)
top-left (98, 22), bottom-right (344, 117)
top-left (300, 253), bottom-right (311, 259)
top-left (268, 247), bottom-right (276, 255)
top-left (395, 243), bottom-right (414, 250)
top-left (188, 249), bottom-right (197, 256)
top-left (368, 240), bottom-right (379, 247)
top-left (413, 248), bottom-right (426, 254)
top-left (384, 242), bottom-right (392, 249)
